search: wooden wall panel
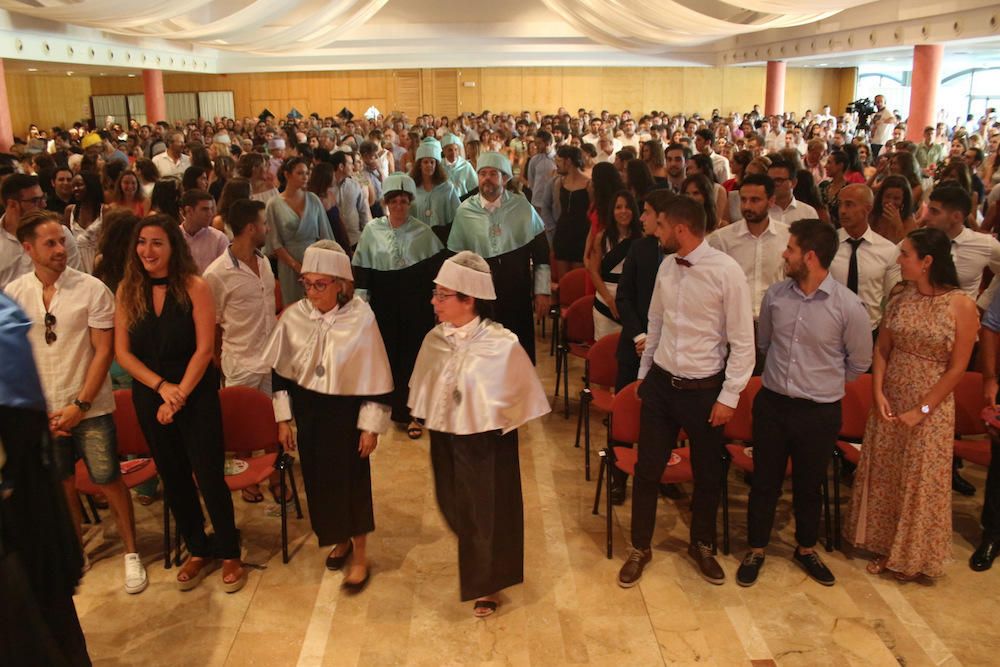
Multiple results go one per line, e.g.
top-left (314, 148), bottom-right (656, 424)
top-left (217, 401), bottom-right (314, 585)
top-left (6, 73), bottom-right (92, 134)
top-left (457, 68), bottom-right (481, 114)
top-left (431, 69), bottom-right (459, 118)
top-left (12, 66), bottom-right (857, 132)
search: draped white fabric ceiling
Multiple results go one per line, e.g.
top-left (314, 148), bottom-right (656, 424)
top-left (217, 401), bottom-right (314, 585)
top-left (0, 0), bottom-right (875, 55)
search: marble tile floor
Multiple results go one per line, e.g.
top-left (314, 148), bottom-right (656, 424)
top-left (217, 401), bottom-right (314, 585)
top-left (74, 340), bottom-right (999, 666)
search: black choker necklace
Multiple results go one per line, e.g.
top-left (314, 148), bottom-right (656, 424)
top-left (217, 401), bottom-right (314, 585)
top-left (149, 276), bottom-right (169, 286)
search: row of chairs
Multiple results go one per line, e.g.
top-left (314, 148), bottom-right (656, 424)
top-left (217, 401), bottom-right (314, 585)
top-left (77, 386), bottom-right (304, 567)
top-left (575, 327), bottom-right (992, 559)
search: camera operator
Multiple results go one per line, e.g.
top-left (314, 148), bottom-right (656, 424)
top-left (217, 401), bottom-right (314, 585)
top-left (869, 95), bottom-right (897, 157)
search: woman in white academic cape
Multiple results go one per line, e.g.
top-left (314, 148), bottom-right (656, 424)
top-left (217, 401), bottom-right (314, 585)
top-left (408, 251), bottom-right (550, 617)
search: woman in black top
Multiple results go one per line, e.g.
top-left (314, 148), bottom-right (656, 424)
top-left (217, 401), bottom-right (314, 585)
top-left (114, 214), bottom-right (245, 593)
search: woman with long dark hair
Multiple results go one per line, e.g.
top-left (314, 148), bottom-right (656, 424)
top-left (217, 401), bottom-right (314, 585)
top-left (210, 177), bottom-right (251, 239)
top-left (109, 170), bottom-right (147, 218)
top-left (870, 175), bottom-right (916, 242)
top-left (265, 157), bottom-right (334, 305)
top-left (587, 190), bottom-right (642, 339)
top-left (819, 151), bottom-right (851, 226)
top-left (687, 153), bottom-right (729, 224)
top-left (682, 173), bottom-right (720, 232)
top-left (409, 139), bottom-right (460, 243)
top-left (114, 215), bottom-right (245, 592)
top-left (844, 227), bottom-right (978, 581)
top-left (624, 159), bottom-right (655, 204)
top-left (64, 172), bottom-right (105, 273)
top-left (149, 178), bottom-right (182, 221)
top-left (306, 161), bottom-right (351, 251)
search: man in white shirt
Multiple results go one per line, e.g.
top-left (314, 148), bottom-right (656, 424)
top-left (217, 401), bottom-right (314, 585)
top-left (581, 118), bottom-right (603, 146)
top-left (709, 174), bottom-right (790, 322)
top-left (6, 210), bottom-right (147, 594)
top-left (829, 185), bottom-right (899, 331)
top-left (695, 129), bottom-right (731, 183)
top-left (763, 120), bottom-right (785, 154)
top-left (179, 190), bottom-right (228, 274)
top-left (664, 143), bottom-right (688, 193)
top-left (765, 156), bottom-right (818, 224)
top-left (922, 185), bottom-right (1000, 302)
top-left (618, 192), bottom-right (754, 589)
top-left (333, 150), bottom-right (372, 248)
top-left (619, 119), bottom-right (641, 152)
top-left (203, 199), bottom-right (283, 504)
top-left (868, 95), bottom-right (897, 155)
top-left (151, 130), bottom-right (191, 178)
top-left (1, 174), bottom-right (81, 290)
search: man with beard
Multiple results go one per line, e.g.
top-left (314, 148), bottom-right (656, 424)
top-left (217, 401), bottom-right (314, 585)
top-left (664, 143), bottom-right (688, 193)
top-left (708, 173), bottom-right (789, 327)
top-left (447, 153), bottom-right (551, 362)
top-left (737, 219), bottom-right (871, 587)
top-left (47, 168), bottom-right (75, 216)
top-left (617, 194), bottom-right (754, 588)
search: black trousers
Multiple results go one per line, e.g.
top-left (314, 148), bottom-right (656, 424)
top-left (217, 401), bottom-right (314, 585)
top-left (747, 388), bottom-right (841, 549)
top-left (430, 429), bottom-right (524, 601)
top-left (133, 383), bottom-right (240, 559)
top-left (982, 435), bottom-right (1000, 540)
top-left (631, 365), bottom-right (726, 549)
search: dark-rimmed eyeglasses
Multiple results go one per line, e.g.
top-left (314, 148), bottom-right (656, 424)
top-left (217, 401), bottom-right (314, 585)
top-left (299, 278), bottom-right (333, 293)
top-left (44, 312), bottom-right (57, 345)
top-left (431, 289), bottom-right (458, 302)
top-left (19, 196), bottom-right (48, 207)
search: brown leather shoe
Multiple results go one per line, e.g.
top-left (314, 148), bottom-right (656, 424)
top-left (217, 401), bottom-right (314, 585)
top-left (687, 541), bottom-right (725, 585)
top-left (617, 548), bottom-right (652, 588)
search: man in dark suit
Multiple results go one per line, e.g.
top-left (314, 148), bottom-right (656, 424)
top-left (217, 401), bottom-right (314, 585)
top-left (610, 189), bottom-right (671, 504)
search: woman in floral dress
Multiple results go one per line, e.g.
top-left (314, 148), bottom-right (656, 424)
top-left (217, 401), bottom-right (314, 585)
top-left (844, 227), bottom-right (978, 579)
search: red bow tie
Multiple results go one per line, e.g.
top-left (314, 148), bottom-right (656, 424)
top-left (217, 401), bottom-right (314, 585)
top-left (675, 257), bottom-right (692, 267)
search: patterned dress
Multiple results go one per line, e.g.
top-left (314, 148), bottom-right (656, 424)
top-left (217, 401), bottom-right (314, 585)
top-left (844, 284), bottom-right (959, 577)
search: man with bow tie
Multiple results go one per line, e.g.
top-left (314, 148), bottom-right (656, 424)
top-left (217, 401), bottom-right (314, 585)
top-left (617, 192), bottom-right (755, 589)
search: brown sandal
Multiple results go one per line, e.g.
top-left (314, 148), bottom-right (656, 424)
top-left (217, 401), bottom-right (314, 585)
top-left (176, 556), bottom-right (215, 591)
top-left (221, 558), bottom-right (248, 594)
top-left (866, 557), bottom-right (888, 575)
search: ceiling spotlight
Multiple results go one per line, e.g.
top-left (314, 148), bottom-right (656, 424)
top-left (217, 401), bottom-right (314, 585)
top-left (127, 73), bottom-right (136, 78)
top-left (27, 67), bottom-right (37, 72)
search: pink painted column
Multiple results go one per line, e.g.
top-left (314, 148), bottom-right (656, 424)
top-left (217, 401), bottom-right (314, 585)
top-left (906, 44), bottom-right (943, 142)
top-left (765, 61), bottom-right (787, 117)
top-left (0, 59), bottom-right (14, 152)
top-left (142, 69), bottom-right (167, 124)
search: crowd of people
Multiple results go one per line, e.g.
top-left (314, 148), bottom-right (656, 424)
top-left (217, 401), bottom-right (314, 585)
top-left (2, 95), bottom-right (1000, 665)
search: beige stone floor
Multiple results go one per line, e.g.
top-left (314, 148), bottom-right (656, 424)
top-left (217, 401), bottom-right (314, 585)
top-left (74, 334), bottom-right (999, 666)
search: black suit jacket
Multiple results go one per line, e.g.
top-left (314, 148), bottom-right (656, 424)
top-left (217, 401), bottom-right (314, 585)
top-left (614, 236), bottom-right (663, 389)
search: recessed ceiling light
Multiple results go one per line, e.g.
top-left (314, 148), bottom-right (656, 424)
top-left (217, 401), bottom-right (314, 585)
top-left (819, 63), bottom-right (829, 66)
top-left (27, 67), bottom-right (37, 72)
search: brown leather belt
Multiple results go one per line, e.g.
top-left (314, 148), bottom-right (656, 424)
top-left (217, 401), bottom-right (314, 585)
top-left (662, 368), bottom-right (725, 391)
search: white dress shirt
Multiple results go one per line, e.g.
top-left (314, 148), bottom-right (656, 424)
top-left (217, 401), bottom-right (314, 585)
top-left (708, 150), bottom-right (732, 184)
top-left (829, 226), bottom-right (900, 329)
top-left (203, 247), bottom-right (277, 378)
top-left (708, 217), bottom-right (790, 319)
top-left (946, 226), bottom-right (1000, 302)
top-left (5, 267), bottom-right (115, 416)
top-left (181, 224), bottom-right (230, 274)
top-left (152, 152), bottom-right (191, 178)
top-left (768, 196), bottom-right (819, 225)
top-left (639, 241), bottom-right (755, 408)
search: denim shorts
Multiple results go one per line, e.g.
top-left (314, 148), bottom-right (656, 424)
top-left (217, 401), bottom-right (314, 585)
top-left (54, 413), bottom-right (120, 485)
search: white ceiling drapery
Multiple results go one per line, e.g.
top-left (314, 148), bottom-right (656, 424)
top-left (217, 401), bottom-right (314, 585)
top-left (0, 0), bottom-right (873, 56)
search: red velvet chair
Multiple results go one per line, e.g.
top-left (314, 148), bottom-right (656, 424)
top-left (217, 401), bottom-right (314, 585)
top-left (832, 374), bottom-right (872, 549)
top-left (219, 385), bottom-right (303, 564)
top-left (575, 332), bottom-right (619, 480)
top-left (551, 267), bottom-right (590, 360)
top-left (591, 381), bottom-right (694, 558)
top-left (953, 371), bottom-right (991, 467)
top-left (556, 294), bottom-right (596, 418)
top-left (75, 389), bottom-right (179, 568)
top-left (719, 377), bottom-right (764, 555)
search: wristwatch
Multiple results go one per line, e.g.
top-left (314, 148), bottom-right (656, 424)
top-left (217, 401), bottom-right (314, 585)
top-left (920, 404), bottom-right (931, 415)
top-left (73, 399), bottom-right (92, 413)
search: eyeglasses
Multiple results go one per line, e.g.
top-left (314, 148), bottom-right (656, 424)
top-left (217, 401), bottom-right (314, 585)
top-left (19, 196), bottom-right (47, 207)
top-left (44, 312), bottom-right (57, 345)
top-left (299, 278), bottom-right (333, 293)
top-left (431, 289), bottom-right (458, 301)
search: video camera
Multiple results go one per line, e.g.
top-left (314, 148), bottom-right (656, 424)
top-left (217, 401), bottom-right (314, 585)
top-left (845, 98), bottom-right (877, 131)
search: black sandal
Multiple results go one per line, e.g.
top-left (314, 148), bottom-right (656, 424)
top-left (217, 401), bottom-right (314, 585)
top-left (407, 421), bottom-right (423, 440)
top-left (241, 487), bottom-right (264, 503)
top-left (325, 541), bottom-right (354, 571)
top-left (473, 599), bottom-right (498, 618)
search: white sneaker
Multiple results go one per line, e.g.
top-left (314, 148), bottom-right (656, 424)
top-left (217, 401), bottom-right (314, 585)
top-left (124, 553), bottom-right (148, 594)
